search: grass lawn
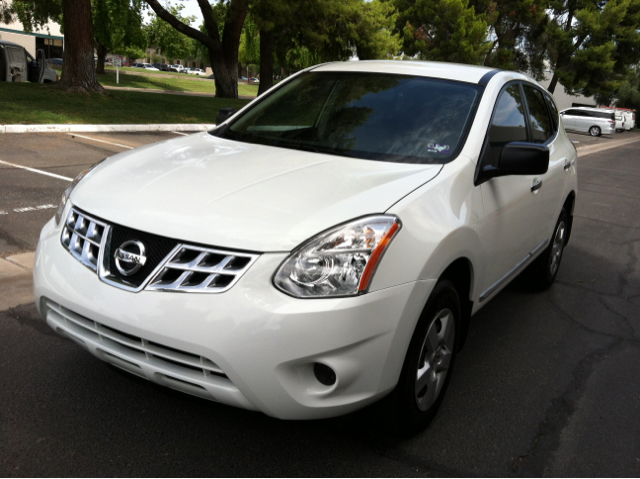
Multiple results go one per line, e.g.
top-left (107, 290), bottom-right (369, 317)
top-left (52, 67), bottom-right (259, 97)
top-left (98, 70), bottom-right (259, 97)
top-left (0, 82), bottom-right (251, 125)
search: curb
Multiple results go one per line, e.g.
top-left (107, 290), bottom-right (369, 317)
top-left (576, 135), bottom-right (640, 157)
top-left (0, 124), bottom-right (216, 134)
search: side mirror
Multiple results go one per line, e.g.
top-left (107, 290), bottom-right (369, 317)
top-left (499, 142), bottom-right (549, 175)
top-left (216, 108), bottom-right (237, 125)
top-left (475, 142), bottom-right (549, 185)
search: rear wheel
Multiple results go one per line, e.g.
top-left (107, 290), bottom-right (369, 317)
top-left (589, 126), bottom-right (601, 137)
top-left (385, 280), bottom-right (461, 435)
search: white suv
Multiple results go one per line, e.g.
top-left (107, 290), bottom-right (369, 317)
top-left (34, 61), bottom-right (577, 432)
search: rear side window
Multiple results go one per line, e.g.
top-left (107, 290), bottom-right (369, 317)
top-left (523, 85), bottom-right (553, 143)
top-left (596, 111), bottom-right (615, 120)
top-left (488, 84), bottom-right (528, 166)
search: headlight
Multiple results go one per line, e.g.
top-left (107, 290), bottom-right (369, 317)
top-left (54, 160), bottom-right (105, 226)
top-left (274, 215), bottom-right (401, 298)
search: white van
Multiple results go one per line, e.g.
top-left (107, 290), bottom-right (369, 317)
top-left (622, 111), bottom-right (634, 130)
top-left (0, 40), bottom-right (59, 83)
top-left (559, 107), bottom-right (616, 136)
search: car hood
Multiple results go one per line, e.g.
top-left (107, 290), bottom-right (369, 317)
top-left (72, 133), bottom-right (442, 252)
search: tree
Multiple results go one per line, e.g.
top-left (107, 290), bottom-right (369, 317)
top-left (251, 0), bottom-right (400, 95)
top-left (470, 0), bottom-right (548, 77)
top-left (546, 0), bottom-right (640, 99)
top-left (145, 5), bottom-right (197, 62)
top-left (613, 66), bottom-right (640, 110)
top-left (10, 0), bottom-right (103, 92)
top-left (93, 0), bottom-right (145, 74)
top-left (395, 0), bottom-right (491, 64)
top-left (143, 0), bottom-right (248, 97)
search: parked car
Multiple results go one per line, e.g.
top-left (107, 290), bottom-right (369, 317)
top-left (35, 61), bottom-right (577, 433)
top-left (621, 111), bottom-right (634, 130)
top-left (240, 75), bottom-right (247, 80)
top-left (182, 67), bottom-right (192, 74)
top-left (170, 64), bottom-right (184, 73)
top-left (153, 62), bottom-right (163, 69)
top-left (159, 64), bottom-right (170, 71)
top-left (559, 107), bottom-right (615, 136)
top-left (614, 113), bottom-right (625, 132)
top-left (141, 63), bottom-right (159, 71)
top-left (189, 68), bottom-right (207, 76)
top-left (0, 40), bottom-right (58, 83)
top-left (249, 77), bottom-right (259, 83)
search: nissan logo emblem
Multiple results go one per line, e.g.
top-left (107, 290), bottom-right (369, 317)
top-left (114, 240), bottom-right (147, 276)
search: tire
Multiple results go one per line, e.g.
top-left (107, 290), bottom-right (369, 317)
top-left (384, 280), bottom-right (461, 435)
top-left (526, 208), bottom-right (568, 290)
top-left (589, 126), bottom-right (601, 137)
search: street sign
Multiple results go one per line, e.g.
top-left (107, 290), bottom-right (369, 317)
top-left (114, 58), bottom-right (122, 67)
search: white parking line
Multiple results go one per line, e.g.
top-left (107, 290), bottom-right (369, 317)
top-left (172, 131), bottom-right (190, 136)
top-left (66, 133), bottom-right (134, 149)
top-left (0, 160), bottom-right (72, 181)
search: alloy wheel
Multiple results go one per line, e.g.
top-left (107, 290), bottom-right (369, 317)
top-left (415, 308), bottom-right (455, 411)
top-left (550, 221), bottom-right (566, 276)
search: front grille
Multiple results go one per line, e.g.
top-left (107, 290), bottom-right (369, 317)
top-left (147, 245), bottom-right (258, 293)
top-left (105, 223), bottom-right (179, 288)
top-left (60, 206), bottom-right (260, 293)
top-left (60, 209), bottom-right (107, 271)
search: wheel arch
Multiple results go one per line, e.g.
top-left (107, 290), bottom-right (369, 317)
top-left (438, 257), bottom-right (474, 350)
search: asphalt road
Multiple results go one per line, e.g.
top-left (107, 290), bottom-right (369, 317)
top-left (1, 131), bottom-right (639, 477)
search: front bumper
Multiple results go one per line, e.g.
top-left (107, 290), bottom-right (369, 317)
top-left (34, 216), bottom-right (434, 419)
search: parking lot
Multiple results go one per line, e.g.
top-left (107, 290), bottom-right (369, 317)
top-left (1, 130), bottom-right (640, 476)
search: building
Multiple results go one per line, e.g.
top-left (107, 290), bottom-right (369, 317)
top-left (0, 7), bottom-right (63, 59)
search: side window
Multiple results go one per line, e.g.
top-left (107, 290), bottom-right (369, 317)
top-left (544, 94), bottom-right (559, 131)
top-left (523, 85), bottom-right (553, 143)
top-left (488, 84), bottom-right (528, 166)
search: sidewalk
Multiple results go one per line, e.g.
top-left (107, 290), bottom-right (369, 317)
top-left (0, 252), bottom-right (35, 311)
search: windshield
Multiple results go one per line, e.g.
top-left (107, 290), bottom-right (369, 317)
top-left (216, 72), bottom-right (482, 164)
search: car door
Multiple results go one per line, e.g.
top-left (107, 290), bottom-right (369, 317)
top-left (574, 110), bottom-right (593, 133)
top-left (522, 84), bottom-right (569, 241)
top-left (478, 82), bottom-right (547, 300)
top-left (6, 46), bottom-right (26, 82)
top-left (560, 110), bottom-right (576, 131)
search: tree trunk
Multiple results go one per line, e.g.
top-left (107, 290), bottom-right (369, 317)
top-left (258, 28), bottom-right (274, 96)
top-left (60, 0), bottom-right (104, 92)
top-left (209, 50), bottom-right (238, 98)
top-left (96, 43), bottom-right (108, 75)
top-left (548, 71), bottom-right (559, 93)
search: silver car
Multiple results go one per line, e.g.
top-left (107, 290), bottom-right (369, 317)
top-left (559, 107), bottom-right (616, 136)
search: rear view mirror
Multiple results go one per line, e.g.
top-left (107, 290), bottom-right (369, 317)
top-left (216, 108), bottom-right (237, 126)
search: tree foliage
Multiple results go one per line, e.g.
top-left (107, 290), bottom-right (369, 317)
top-left (471, 0), bottom-right (548, 78)
top-left (93, 0), bottom-right (145, 73)
top-left (545, 0), bottom-right (640, 98)
top-left (145, 4), bottom-right (197, 61)
top-left (394, 0), bottom-right (490, 64)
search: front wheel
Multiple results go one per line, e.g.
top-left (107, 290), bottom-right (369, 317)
top-left (589, 126), bottom-right (601, 136)
top-left (526, 208), bottom-right (568, 290)
top-left (384, 280), bottom-right (461, 435)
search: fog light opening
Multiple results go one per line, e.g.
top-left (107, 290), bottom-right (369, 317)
top-left (313, 362), bottom-right (337, 386)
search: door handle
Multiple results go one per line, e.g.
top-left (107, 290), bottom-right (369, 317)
top-left (531, 179), bottom-right (542, 192)
top-left (563, 158), bottom-right (572, 171)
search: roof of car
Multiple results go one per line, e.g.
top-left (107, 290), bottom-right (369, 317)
top-left (0, 39), bottom-right (23, 48)
top-left (311, 60), bottom-right (506, 85)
